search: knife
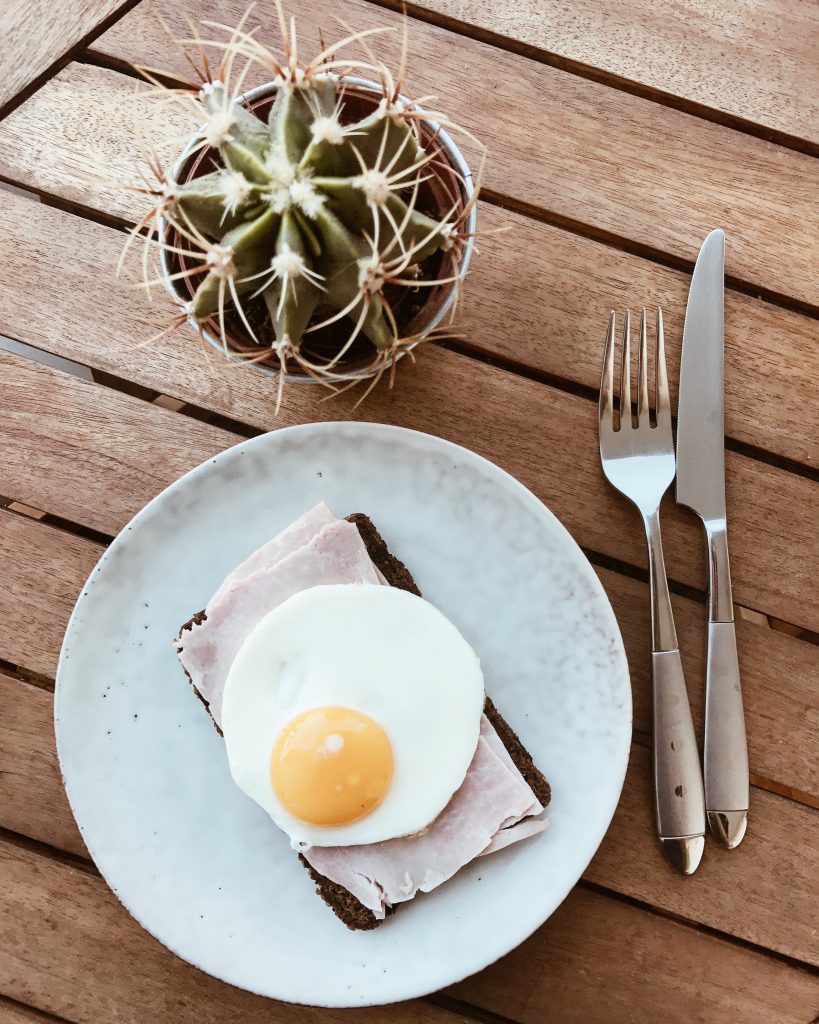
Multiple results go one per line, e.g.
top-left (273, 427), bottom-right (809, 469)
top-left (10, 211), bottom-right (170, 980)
top-left (676, 229), bottom-right (749, 848)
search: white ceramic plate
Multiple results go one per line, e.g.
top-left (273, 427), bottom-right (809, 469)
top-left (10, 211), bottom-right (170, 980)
top-left (55, 423), bottom-right (631, 1006)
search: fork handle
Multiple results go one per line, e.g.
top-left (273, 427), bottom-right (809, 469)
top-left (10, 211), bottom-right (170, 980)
top-left (644, 510), bottom-right (705, 873)
top-left (643, 509), bottom-right (678, 651)
top-left (653, 650), bottom-right (707, 850)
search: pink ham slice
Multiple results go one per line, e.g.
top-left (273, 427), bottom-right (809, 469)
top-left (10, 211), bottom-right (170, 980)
top-left (177, 518), bottom-right (380, 725)
top-left (478, 816), bottom-right (548, 857)
top-left (303, 716), bottom-right (546, 919)
top-left (210, 502), bottom-right (336, 604)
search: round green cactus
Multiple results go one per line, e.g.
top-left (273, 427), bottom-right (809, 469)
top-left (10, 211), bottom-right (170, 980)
top-left (127, 7), bottom-right (479, 397)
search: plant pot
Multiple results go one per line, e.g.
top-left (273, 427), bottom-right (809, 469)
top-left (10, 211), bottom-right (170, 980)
top-left (159, 76), bottom-right (477, 383)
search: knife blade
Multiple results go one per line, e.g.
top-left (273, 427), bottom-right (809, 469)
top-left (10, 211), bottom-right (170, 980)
top-left (676, 229), bottom-right (749, 848)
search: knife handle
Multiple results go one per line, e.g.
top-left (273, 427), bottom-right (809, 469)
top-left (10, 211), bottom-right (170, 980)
top-left (704, 525), bottom-right (749, 848)
top-left (652, 649), bottom-right (706, 873)
top-left (704, 620), bottom-right (749, 846)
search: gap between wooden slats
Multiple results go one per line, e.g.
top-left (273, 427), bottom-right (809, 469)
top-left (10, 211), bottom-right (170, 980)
top-left (1, 833), bottom-right (815, 1024)
top-left (1, 324), bottom-right (817, 633)
top-left (361, 0), bottom-right (819, 153)
top-left (1, 500), bottom-right (815, 803)
top-left (1, 498), bottom-right (818, 971)
top-left (75, 0), bottom-right (819, 305)
top-left (0, 0), bottom-right (136, 115)
top-left (2, 671), bottom-right (819, 1020)
top-left (2, 179), bottom-right (816, 475)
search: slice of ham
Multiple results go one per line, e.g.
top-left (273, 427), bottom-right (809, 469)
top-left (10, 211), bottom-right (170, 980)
top-left (478, 816), bottom-right (549, 857)
top-left (177, 519), bottom-right (380, 725)
top-left (478, 715), bottom-right (542, 828)
top-left (210, 502), bottom-right (336, 605)
top-left (303, 717), bottom-right (546, 919)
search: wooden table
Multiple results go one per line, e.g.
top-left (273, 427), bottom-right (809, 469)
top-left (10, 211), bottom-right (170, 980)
top-left (1, 1), bottom-right (817, 1021)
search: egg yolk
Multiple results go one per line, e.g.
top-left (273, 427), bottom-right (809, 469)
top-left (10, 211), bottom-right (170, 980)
top-left (270, 707), bottom-right (394, 827)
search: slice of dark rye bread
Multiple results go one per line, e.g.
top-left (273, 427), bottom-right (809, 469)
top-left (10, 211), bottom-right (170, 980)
top-left (176, 513), bottom-right (550, 930)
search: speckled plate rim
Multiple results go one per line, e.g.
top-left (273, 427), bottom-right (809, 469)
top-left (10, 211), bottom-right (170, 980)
top-left (55, 422), bottom-right (632, 1007)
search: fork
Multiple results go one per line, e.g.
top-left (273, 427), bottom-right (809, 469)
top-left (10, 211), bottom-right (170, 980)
top-left (599, 308), bottom-right (705, 875)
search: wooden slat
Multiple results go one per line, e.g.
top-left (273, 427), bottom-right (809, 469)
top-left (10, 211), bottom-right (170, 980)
top-left (0, 352), bottom-right (238, 535)
top-left (82, 0), bottom-right (819, 305)
top-left (0, 673), bottom-right (87, 859)
top-left (2, 524), bottom-right (818, 965)
top-left (0, 63), bottom-right (187, 224)
top-left (2, 839), bottom-right (816, 1024)
top-left (469, 210), bottom-right (818, 468)
top-left (0, 513), bottom-right (100, 678)
top-left (448, 889), bottom-right (819, 1024)
top-left (2, 184), bottom-right (816, 471)
top-left (0, 998), bottom-right (63, 1024)
top-left (2, 307), bottom-right (818, 634)
top-left (398, 0), bottom-right (819, 146)
top-left (0, 845), bottom-right (470, 1024)
top-left (0, 0), bottom-right (124, 110)
top-left (590, 744), bottom-right (819, 966)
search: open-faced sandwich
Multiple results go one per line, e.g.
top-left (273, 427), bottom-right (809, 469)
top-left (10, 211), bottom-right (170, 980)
top-left (175, 504), bottom-right (550, 929)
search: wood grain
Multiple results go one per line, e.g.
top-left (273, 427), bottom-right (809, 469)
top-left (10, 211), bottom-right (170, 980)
top-left (589, 744), bottom-right (819, 966)
top-left (467, 208), bottom-right (819, 468)
top-left (0, 846), bottom-right (470, 1024)
top-left (0, 674), bottom-right (86, 858)
top-left (3, 838), bottom-right (817, 1024)
top-left (0, 512), bottom-right (100, 678)
top-left (2, 523), bottom-right (818, 964)
top-left (0, 998), bottom-right (66, 1024)
top-left (0, 0), bottom-right (124, 110)
top-left (2, 321), bottom-right (818, 633)
top-left (1, 0), bottom-right (816, 1013)
top-left (83, 0), bottom-right (819, 304)
top-left (2, 186), bottom-right (816, 470)
top-left (449, 888), bottom-right (819, 1024)
top-left (399, 0), bottom-right (819, 146)
top-left (0, 351), bottom-right (239, 533)
top-left (0, 63), bottom-right (196, 224)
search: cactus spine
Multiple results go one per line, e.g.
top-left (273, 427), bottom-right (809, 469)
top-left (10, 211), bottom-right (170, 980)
top-left (126, 7), bottom-right (479, 399)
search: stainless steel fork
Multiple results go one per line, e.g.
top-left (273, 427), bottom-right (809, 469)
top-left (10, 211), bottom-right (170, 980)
top-left (599, 308), bottom-right (705, 875)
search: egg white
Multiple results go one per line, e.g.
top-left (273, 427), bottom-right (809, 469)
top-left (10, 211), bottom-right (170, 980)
top-left (221, 583), bottom-right (485, 847)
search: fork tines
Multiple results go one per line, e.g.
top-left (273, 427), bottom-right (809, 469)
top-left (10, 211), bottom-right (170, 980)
top-left (600, 308), bottom-right (670, 431)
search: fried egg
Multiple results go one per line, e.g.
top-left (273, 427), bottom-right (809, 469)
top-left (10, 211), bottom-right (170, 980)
top-left (221, 583), bottom-right (485, 846)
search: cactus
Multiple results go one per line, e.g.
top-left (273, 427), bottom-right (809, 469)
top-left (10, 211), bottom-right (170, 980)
top-left (125, 7), bottom-right (481, 402)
